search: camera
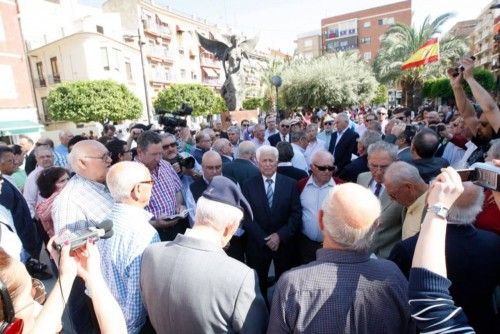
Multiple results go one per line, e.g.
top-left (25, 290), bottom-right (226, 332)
top-left (457, 162), bottom-right (500, 191)
top-left (157, 103), bottom-right (192, 134)
top-left (176, 152), bottom-right (195, 170)
top-left (54, 220), bottom-right (114, 251)
top-left (452, 56), bottom-right (476, 77)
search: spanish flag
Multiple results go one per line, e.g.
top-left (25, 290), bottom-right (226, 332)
top-left (401, 38), bottom-right (439, 70)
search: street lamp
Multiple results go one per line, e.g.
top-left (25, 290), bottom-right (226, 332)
top-left (124, 28), bottom-right (152, 124)
top-left (271, 75), bottom-right (282, 116)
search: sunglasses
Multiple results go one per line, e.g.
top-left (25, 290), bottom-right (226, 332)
top-left (324, 122), bottom-right (334, 126)
top-left (162, 143), bottom-right (177, 149)
top-left (242, 124), bottom-right (249, 127)
top-left (314, 164), bottom-right (335, 172)
top-left (281, 125), bottom-right (290, 128)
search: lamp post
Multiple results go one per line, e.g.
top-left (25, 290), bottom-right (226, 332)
top-left (124, 28), bottom-right (152, 124)
top-left (271, 75), bottom-right (282, 116)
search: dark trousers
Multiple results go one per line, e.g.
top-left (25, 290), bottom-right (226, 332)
top-left (225, 234), bottom-right (246, 263)
top-left (246, 240), bottom-right (295, 305)
top-left (67, 277), bottom-right (98, 333)
top-left (297, 233), bottom-right (322, 265)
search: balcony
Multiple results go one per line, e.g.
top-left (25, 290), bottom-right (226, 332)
top-left (200, 57), bottom-right (221, 68)
top-left (202, 78), bottom-right (222, 86)
top-left (145, 46), bottom-right (174, 63)
top-left (48, 75), bottom-right (61, 84)
top-left (34, 78), bottom-right (47, 88)
top-left (149, 71), bottom-right (176, 85)
top-left (324, 28), bottom-right (357, 41)
top-left (143, 23), bottom-right (172, 39)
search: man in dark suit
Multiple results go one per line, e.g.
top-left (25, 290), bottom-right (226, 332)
top-left (268, 119), bottom-right (291, 147)
top-left (212, 138), bottom-right (233, 165)
top-left (410, 128), bottom-right (449, 183)
top-left (339, 130), bottom-right (381, 182)
top-left (222, 141), bottom-right (260, 186)
top-left (189, 151), bottom-right (222, 202)
top-left (276, 141), bottom-right (308, 181)
top-left (389, 182), bottom-right (500, 334)
top-left (328, 112), bottom-right (359, 174)
top-left (242, 145), bottom-right (302, 303)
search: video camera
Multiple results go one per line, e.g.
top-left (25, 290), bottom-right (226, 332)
top-left (457, 162), bottom-right (500, 191)
top-left (175, 152), bottom-right (195, 170)
top-left (157, 103), bottom-right (193, 134)
top-left (54, 220), bottom-right (114, 252)
top-left (452, 56), bottom-right (476, 77)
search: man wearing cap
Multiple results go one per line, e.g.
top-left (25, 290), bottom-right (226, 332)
top-left (317, 115), bottom-right (335, 144)
top-left (269, 119), bottom-right (291, 147)
top-left (140, 176), bottom-right (268, 334)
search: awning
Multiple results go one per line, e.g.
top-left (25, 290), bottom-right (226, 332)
top-left (0, 120), bottom-right (44, 136)
top-left (202, 67), bottom-right (219, 77)
top-left (156, 14), bottom-right (169, 25)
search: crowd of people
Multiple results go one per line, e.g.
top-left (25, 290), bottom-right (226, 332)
top-left (0, 60), bottom-right (499, 333)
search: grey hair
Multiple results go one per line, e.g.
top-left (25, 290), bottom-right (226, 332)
top-left (227, 125), bottom-right (240, 135)
top-left (238, 141), bottom-right (256, 157)
top-left (195, 196), bottom-right (244, 231)
top-left (447, 191), bottom-right (485, 225)
top-left (384, 161), bottom-right (425, 185)
top-left (34, 146), bottom-right (54, 158)
top-left (311, 150), bottom-right (333, 165)
top-left (488, 138), bottom-right (500, 159)
top-left (290, 130), bottom-right (306, 143)
top-left (359, 130), bottom-right (382, 149)
top-left (160, 133), bottom-right (176, 141)
top-left (106, 161), bottom-right (150, 202)
top-left (336, 112), bottom-right (349, 123)
top-left (254, 124), bottom-right (265, 132)
top-left (321, 187), bottom-right (378, 251)
top-left (306, 123), bottom-right (318, 132)
top-left (256, 145), bottom-right (278, 161)
top-left (212, 138), bottom-right (230, 154)
top-left (367, 141), bottom-right (398, 161)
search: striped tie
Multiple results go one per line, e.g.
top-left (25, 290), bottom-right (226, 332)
top-left (266, 179), bottom-right (274, 208)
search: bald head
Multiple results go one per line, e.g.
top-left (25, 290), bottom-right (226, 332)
top-left (384, 161), bottom-right (428, 207)
top-left (107, 161), bottom-right (152, 206)
top-left (68, 140), bottom-right (111, 183)
top-left (238, 141), bottom-right (256, 160)
top-left (202, 151), bottom-right (222, 182)
top-left (320, 183), bottom-right (381, 251)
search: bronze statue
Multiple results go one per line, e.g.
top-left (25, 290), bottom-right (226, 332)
top-left (197, 32), bottom-right (258, 111)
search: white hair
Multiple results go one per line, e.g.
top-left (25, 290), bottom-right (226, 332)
top-left (321, 186), bottom-right (379, 251)
top-left (194, 197), bottom-right (243, 231)
top-left (447, 190), bottom-right (485, 225)
top-left (106, 161), bottom-right (150, 202)
top-left (256, 145), bottom-right (278, 161)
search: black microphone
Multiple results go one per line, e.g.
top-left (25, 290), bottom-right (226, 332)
top-left (55, 220), bottom-right (114, 251)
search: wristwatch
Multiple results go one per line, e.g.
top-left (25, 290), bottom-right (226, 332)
top-left (428, 203), bottom-right (449, 219)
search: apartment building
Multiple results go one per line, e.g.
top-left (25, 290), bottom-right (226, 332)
top-left (470, 1), bottom-right (500, 76)
top-left (321, 0), bottom-right (411, 62)
top-left (0, 0), bottom-right (40, 139)
top-left (294, 30), bottom-right (322, 59)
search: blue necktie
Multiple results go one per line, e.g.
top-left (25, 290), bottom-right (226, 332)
top-left (374, 183), bottom-right (382, 197)
top-left (266, 179), bottom-right (274, 208)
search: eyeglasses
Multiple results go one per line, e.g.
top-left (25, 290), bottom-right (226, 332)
top-left (314, 164), bottom-right (335, 172)
top-left (139, 180), bottom-right (154, 185)
top-left (324, 122), bottom-right (333, 126)
top-left (242, 124), bottom-right (249, 127)
top-left (162, 143), bottom-right (177, 149)
top-left (281, 125), bottom-right (290, 128)
top-left (84, 151), bottom-right (111, 161)
top-left (366, 118), bottom-right (376, 122)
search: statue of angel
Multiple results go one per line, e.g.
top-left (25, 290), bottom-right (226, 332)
top-left (197, 33), bottom-right (258, 110)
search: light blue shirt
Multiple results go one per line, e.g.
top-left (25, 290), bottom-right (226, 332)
top-left (316, 131), bottom-right (332, 147)
top-left (291, 143), bottom-right (309, 173)
top-left (99, 203), bottom-right (160, 334)
top-left (54, 144), bottom-right (68, 167)
top-left (300, 176), bottom-right (336, 242)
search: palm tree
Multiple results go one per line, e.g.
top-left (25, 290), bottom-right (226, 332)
top-left (373, 13), bottom-right (468, 110)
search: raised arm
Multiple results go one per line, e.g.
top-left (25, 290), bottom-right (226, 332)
top-left (447, 67), bottom-right (478, 136)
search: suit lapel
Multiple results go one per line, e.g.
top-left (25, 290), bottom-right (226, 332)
top-left (379, 190), bottom-right (392, 212)
top-left (259, 176), bottom-right (272, 215)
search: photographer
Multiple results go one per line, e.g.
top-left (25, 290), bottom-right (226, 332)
top-left (447, 58), bottom-right (500, 167)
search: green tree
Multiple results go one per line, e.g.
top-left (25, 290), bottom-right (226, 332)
top-left (153, 84), bottom-right (227, 116)
top-left (373, 13), bottom-right (468, 110)
top-left (280, 52), bottom-right (378, 109)
top-left (371, 84), bottom-right (389, 105)
top-left (47, 80), bottom-right (143, 123)
top-left (423, 68), bottom-right (496, 99)
top-left (242, 97), bottom-right (264, 110)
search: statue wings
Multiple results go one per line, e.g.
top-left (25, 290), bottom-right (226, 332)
top-left (197, 32), bottom-right (228, 60)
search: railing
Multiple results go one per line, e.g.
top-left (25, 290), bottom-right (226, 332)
top-left (47, 75), bottom-right (61, 84)
top-left (143, 23), bottom-right (172, 37)
top-left (202, 78), bottom-right (222, 86)
top-left (33, 78), bottom-right (47, 88)
top-left (149, 71), bottom-right (175, 83)
top-left (146, 46), bottom-right (174, 61)
top-left (200, 57), bottom-right (221, 67)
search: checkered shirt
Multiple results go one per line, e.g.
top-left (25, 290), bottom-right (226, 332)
top-left (99, 203), bottom-right (160, 334)
top-left (52, 174), bottom-right (113, 234)
top-left (143, 159), bottom-right (182, 219)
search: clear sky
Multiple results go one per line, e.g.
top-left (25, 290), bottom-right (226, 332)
top-left (81, 0), bottom-right (491, 53)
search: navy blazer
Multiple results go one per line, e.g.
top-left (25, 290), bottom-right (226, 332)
top-left (277, 166), bottom-right (308, 181)
top-left (328, 128), bottom-right (359, 172)
top-left (338, 154), bottom-right (368, 183)
top-left (242, 174), bottom-right (301, 248)
top-left (268, 132), bottom-right (289, 147)
top-left (222, 159), bottom-right (260, 186)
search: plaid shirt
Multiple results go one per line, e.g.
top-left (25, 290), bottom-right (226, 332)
top-left (99, 203), bottom-right (160, 334)
top-left (52, 174), bottom-right (113, 234)
top-left (142, 159), bottom-right (182, 219)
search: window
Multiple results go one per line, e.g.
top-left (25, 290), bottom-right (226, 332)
top-left (0, 65), bottom-right (17, 99)
top-left (0, 15), bottom-right (5, 42)
top-left (303, 39), bottom-right (313, 47)
top-left (363, 21), bottom-right (371, 28)
top-left (361, 37), bottom-right (371, 44)
top-left (100, 47), bottom-right (109, 70)
top-left (36, 62), bottom-right (45, 87)
top-left (50, 57), bottom-right (60, 83)
top-left (41, 97), bottom-right (49, 120)
top-left (180, 69), bottom-right (186, 78)
top-left (363, 52), bottom-right (372, 61)
top-left (113, 48), bottom-right (121, 71)
top-left (378, 19), bottom-right (383, 26)
top-left (125, 59), bottom-right (132, 80)
top-left (378, 17), bottom-right (395, 26)
top-left (96, 25), bottom-right (104, 34)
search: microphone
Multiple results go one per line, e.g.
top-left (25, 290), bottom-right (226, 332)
top-left (55, 220), bottom-right (114, 251)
